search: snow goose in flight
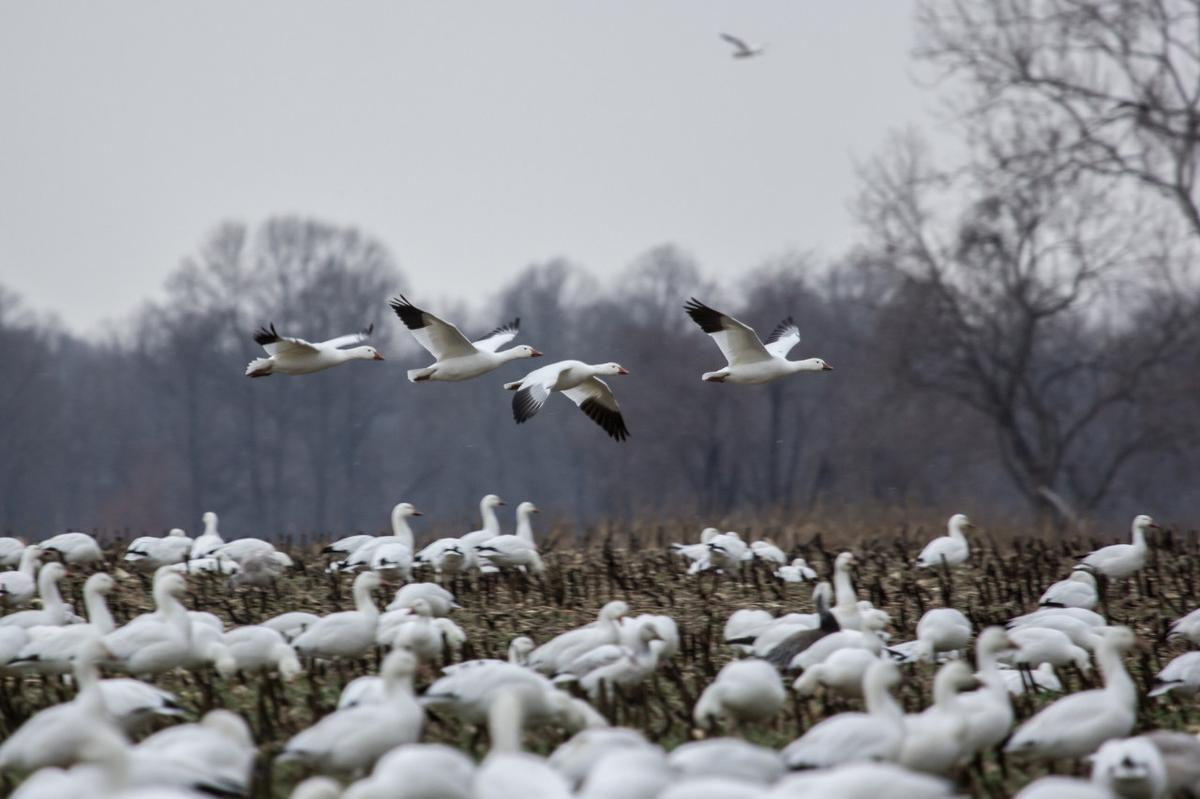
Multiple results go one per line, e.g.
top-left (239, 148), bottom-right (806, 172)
top-left (684, 298), bottom-right (831, 384)
top-left (245, 323), bottom-right (382, 377)
top-left (915, 513), bottom-right (972, 569)
top-left (1078, 514), bottom-right (1157, 579)
top-left (390, 295), bottom-right (541, 382)
top-left (720, 33), bottom-right (766, 59)
top-left (504, 360), bottom-right (630, 441)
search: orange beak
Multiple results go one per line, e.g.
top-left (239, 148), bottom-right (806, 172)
top-left (373, 353), bottom-right (385, 361)
top-left (411, 510), bottom-right (424, 516)
top-left (531, 349), bottom-right (544, 357)
top-left (618, 367), bottom-right (629, 375)
top-left (821, 363), bottom-right (833, 371)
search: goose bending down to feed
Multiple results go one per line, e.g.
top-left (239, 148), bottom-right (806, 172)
top-left (281, 648), bottom-right (423, 775)
top-left (1077, 514), bottom-right (1158, 579)
top-left (693, 658), bottom-right (786, 730)
top-left (1006, 626), bottom-right (1138, 760)
top-left (915, 514), bottom-right (972, 569)
top-left (389, 295), bottom-right (542, 382)
top-left (1039, 570), bottom-right (1099, 610)
top-left (719, 33), bottom-right (766, 59)
top-left (124, 528), bottom-right (192, 570)
top-left (1149, 651), bottom-right (1200, 697)
top-left (504, 360), bottom-right (630, 441)
top-left (39, 531), bottom-right (103, 565)
top-left (245, 323), bottom-right (383, 377)
top-left (683, 298), bottom-right (831, 384)
top-left (776, 557), bottom-right (817, 583)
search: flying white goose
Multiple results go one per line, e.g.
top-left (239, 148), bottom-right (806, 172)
top-left (281, 648), bottom-right (424, 775)
top-left (504, 360), bottom-right (630, 441)
top-left (10, 572), bottom-right (117, 674)
top-left (683, 298), bottom-right (831, 384)
top-left (1006, 626), bottom-right (1138, 760)
top-left (245, 322), bottom-right (382, 377)
top-left (898, 660), bottom-right (982, 774)
top-left (101, 569), bottom-right (193, 675)
top-left (693, 658), bottom-right (786, 731)
top-left (775, 557), bottom-right (817, 583)
top-left (477, 501), bottom-right (544, 572)
top-left (292, 571), bottom-right (382, 660)
top-left (189, 511), bottom-right (224, 560)
top-left (0, 545), bottom-right (41, 608)
top-left (39, 531), bottom-right (103, 565)
top-left (719, 33), bottom-right (766, 58)
top-left (0, 562), bottom-right (72, 629)
top-left (1039, 570), bottom-right (1099, 609)
top-left (783, 659), bottom-right (904, 768)
top-left (1078, 514), bottom-right (1157, 579)
top-left (390, 295), bottom-right (541, 382)
top-left (915, 514), bottom-right (972, 569)
top-left (124, 528), bottom-right (193, 570)
top-left (0, 536), bottom-right (25, 567)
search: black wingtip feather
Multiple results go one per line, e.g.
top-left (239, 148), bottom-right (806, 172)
top-left (388, 295), bottom-right (429, 330)
top-left (684, 298), bottom-right (725, 334)
top-left (580, 398), bottom-right (629, 442)
top-left (484, 318), bottom-right (520, 339)
top-left (764, 316), bottom-right (797, 345)
top-left (513, 388), bottom-right (540, 424)
top-left (253, 323), bottom-right (280, 346)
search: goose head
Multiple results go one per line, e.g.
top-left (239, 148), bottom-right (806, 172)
top-left (482, 494), bottom-right (506, 509)
top-left (594, 362), bottom-right (629, 376)
top-left (201, 511), bottom-right (218, 529)
top-left (509, 636), bottom-right (535, 662)
top-left (795, 357), bottom-right (833, 371)
top-left (1133, 514), bottom-right (1160, 532)
top-left (834, 551), bottom-right (856, 572)
top-left (948, 514), bottom-right (973, 534)
top-left (1099, 625), bottom-right (1136, 652)
top-left (392, 502), bottom-right (422, 519)
top-left (509, 345), bottom-right (543, 359)
top-left (349, 345), bottom-right (385, 361)
top-left (975, 626), bottom-right (1015, 658)
top-left (85, 573), bottom-right (115, 596)
top-left (517, 501), bottom-right (540, 516)
top-left (167, 528), bottom-right (187, 538)
top-left (599, 600), bottom-right (629, 622)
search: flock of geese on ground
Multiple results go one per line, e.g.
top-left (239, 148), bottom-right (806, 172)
top-left (0, 502), bottom-right (1197, 798)
top-left (243, 296), bottom-right (833, 442)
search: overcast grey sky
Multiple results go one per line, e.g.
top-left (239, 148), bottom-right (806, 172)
top-left (0, 1), bottom-right (937, 331)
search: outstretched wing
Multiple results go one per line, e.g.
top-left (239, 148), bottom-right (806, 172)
top-left (253, 324), bottom-right (319, 356)
top-left (473, 318), bottom-right (519, 353)
top-left (321, 324), bottom-right (375, 350)
top-left (388, 296), bottom-right (477, 360)
top-left (684, 299), bottom-right (771, 366)
top-left (563, 377), bottom-right (629, 442)
top-left (764, 317), bottom-right (801, 358)
top-left (720, 33), bottom-right (751, 54)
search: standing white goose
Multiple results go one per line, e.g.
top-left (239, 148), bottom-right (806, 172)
top-left (478, 501), bottom-right (544, 573)
top-left (102, 569), bottom-right (193, 675)
top-left (10, 572), bottom-right (117, 674)
top-left (124, 528), bottom-right (193, 570)
top-left (190, 512), bottom-right (224, 560)
top-left (504, 360), bottom-right (630, 441)
top-left (338, 502), bottom-right (421, 572)
top-left (244, 323), bottom-right (383, 377)
top-left (693, 658), bottom-right (786, 731)
top-left (292, 571), bottom-right (382, 660)
top-left (954, 627), bottom-right (1016, 756)
top-left (0, 546), bottom-right (41, 608)
top-left (1039, 570), bottom-right (1099, 609)
top-left (1006, 626), bottom-right (1138, 759)
top-left (39, 531), bottom-right (103, 565)
top-left (528, 601), bottom-right (629, 675)
top-left (1078, 514), bottom-right (1158, 579)
top-left (281, 648), bottom-right (424, 774)
top-left (683, 298), bottom-right (831, 384)
top-left (898, 660), bottom-right (982, 774)
top-left (472, 687), bottom-right (574, 799)
top-left (915, 514), bottom-right (972, 569)
top-left (390, 295), bottom-right (542, 382)
top-left (223, 625), bottom-right (302, 680)
top-left (0, 563), bottom-right (71, 629)
top-left (0, 537), bottom-right (25, 567)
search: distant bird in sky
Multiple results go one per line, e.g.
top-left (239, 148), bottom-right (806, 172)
top-left (245, 324), bottom-right (382, 377)
top-left (684, 298), bottom-right (831, 384)
top-left (720, 33), bottom-right (766, 59)
top-left (504, 360), bottom-right (630, 441)
top-left (389, 295), bottom-right (542, 383)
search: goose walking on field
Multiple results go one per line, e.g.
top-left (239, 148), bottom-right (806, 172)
top-left (281, 648), bottom-right (423, 775)
top-left (292, 571), bottom-right (382, 660)
top-left (915, 514), bottom-right (972, 569)
top-left (683, 298), bottom-right (831, 384)
top-left (245, 323), bottom-right (382, 377)
top-left (1078, 514), bottom-right (1158, 579)
top-left (390, 295), bottom-right (542, 382)
top-left (1006, 626), bottom-right (1138, 760)
top-left (504, 360), bottom-right (630, 441)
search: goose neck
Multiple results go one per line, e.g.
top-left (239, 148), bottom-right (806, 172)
top-left (391, 513), bottom-right (415, 548)
top-left (480, 504), bottom-right (501, 537)
top-left (864, 672), bottom-right (902, 723)
top-left (487, 689), bottom-right (526, 754)
top-left (1098, 642), bottom-right (1136, 704)
top-left (84, 584), bottom-right (115, 634)
top-left (39, 570), bottom-right (64, 614)
top-left (515, 510), bottom-right (535, 544)
top-left (1131, 525), bottom-right (1146, 550)
top-left (19, 549), bottom-right (38, 577)
top-left (833, 564), bottom-right (855, 610)
top-left (353, 581), bottom-right (380, 619)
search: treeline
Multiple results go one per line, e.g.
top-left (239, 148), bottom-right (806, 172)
top-left (3, 0), bottom-right (1200, 538)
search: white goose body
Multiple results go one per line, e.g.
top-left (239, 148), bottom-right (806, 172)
top-left (783, 659), bottom-right (904, 768)
top-left (0, 546), bottom-right (41, 608)
top-left (1149, 650), bottom-right (1200, 697)
top-left (261, 611), bottom-right (321, 640)
top-left (776, 557), bottom-right (817, 583)
top-left (915, 514), bottom-right (972, 569)
top-left (134, 709), bottom-right (256, 796)
top-left (1003, 626), bottom-right (1092, 672)
top-left (1169, 607), bottom-right (1200, 645)
top-left (11, 573), bottom-right (116, 674)
top-left (124, 529), bottom-right (192, 570)
top-left (39, 532), bottom-right (103, 565)
top-left (1006, 626), bottom-right (1138, 759)
top-left (101, 570), bottom-right (194, 675)
top-left (898, 660), bottom-right (981, 774)
top-left (189, 512), bottom-right (224, 559)
top-left (479, 501), bottom-right (545, 572)
top-left (684, 298), bottom-right (831, 384)
top-left (338, 502), bottom-right (420, 571)
top-left (693, 658), bottom-right (785, 728)
top-left (1078, 514), bottom-right (1157, 579)
top-left (0, 562), bottom-right (71, 629)
top-left (891, 607), bottom-right (972, 663)
top-left (98, 678), bottom-right (186, 730)
top-left (390, 295), bottom-right (541, 382)
top-left (0, 537), bottom-right (25, 567)
top-left (224, 625), bottom-right (302, 679)
top-left (504, 361), bottom-right (631, 441)
top-left (472, 688), bottom-right (573, 799)
top-left (282, 649), bottom-right (423, 774)
top-left (953, 627), bottom-right (1015, 755)
top-left (1039, 570), bottom-right (1099, 609)
top-left (245, 322), bottom-right (382, 377)
top-left (341, 743), bottom-right (476, 799)
top-left (528, 600), bottom-right (628, 675)
top-left (292, 571), bottom-right (381, 660)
